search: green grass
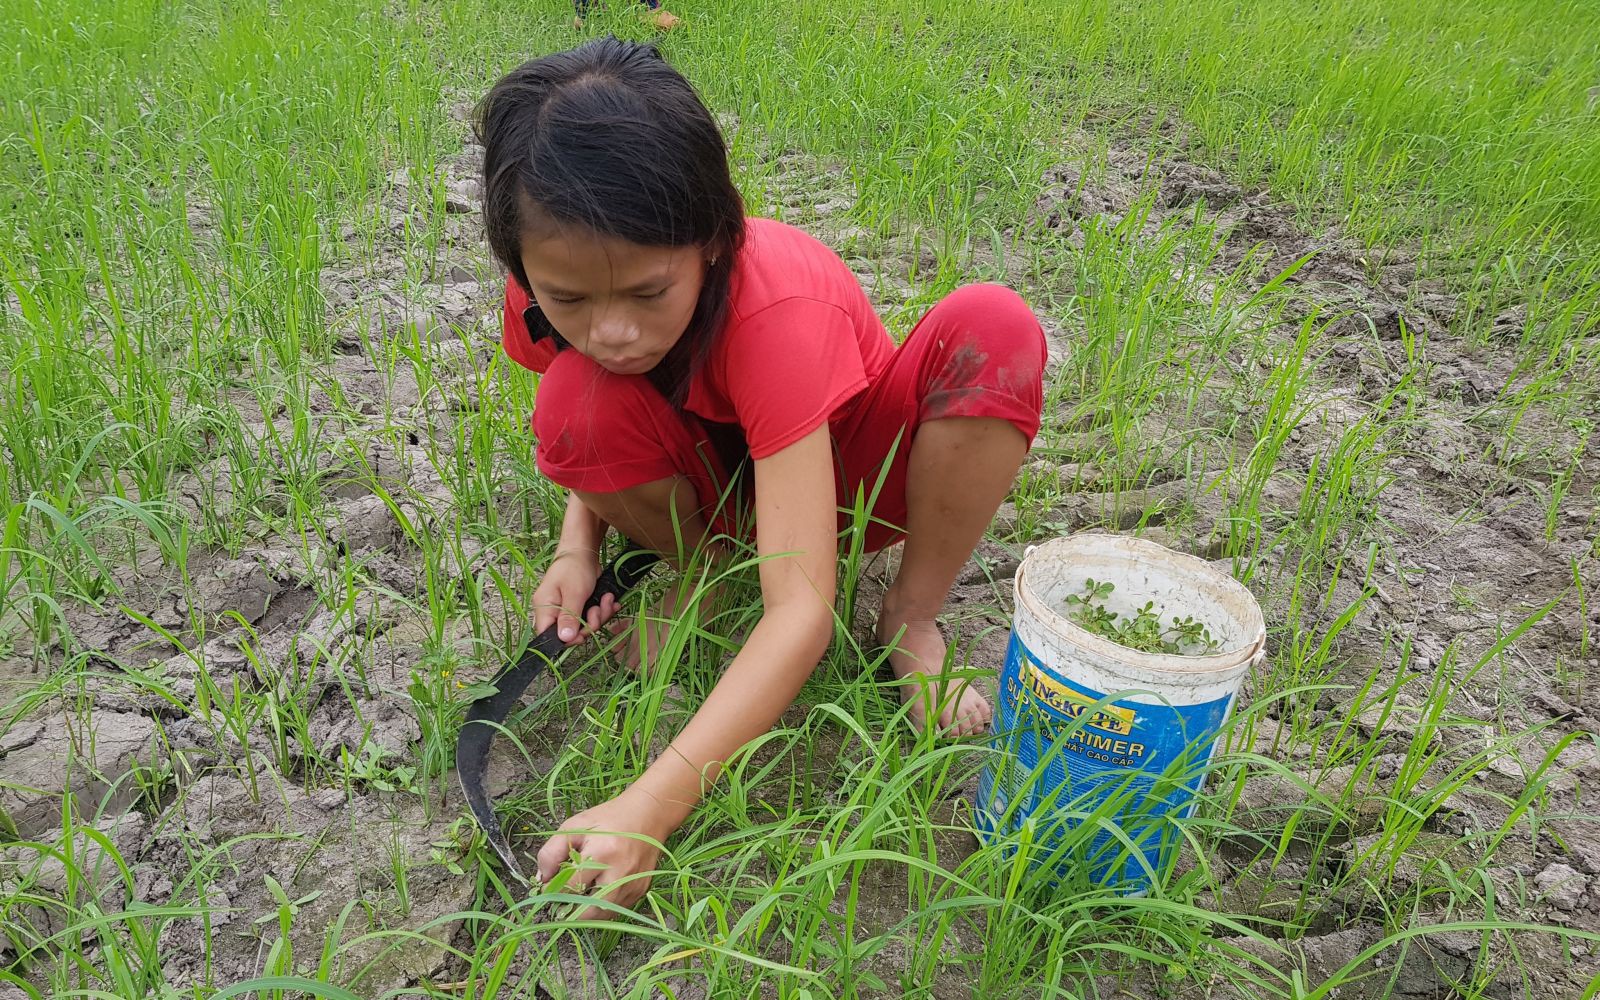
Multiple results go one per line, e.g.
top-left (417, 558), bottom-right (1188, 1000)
top-left (2, 0), bottom-right (1597, 996)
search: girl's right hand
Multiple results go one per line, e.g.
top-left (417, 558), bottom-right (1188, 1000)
top-left (533, 549), bottom-right (621, 644)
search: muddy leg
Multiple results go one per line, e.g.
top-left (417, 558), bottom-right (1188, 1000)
top-left (879, 417), bottom-right (1027, 735)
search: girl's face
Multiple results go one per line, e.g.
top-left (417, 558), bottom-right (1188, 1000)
top-left (519, 219), bottom-right (707, 376)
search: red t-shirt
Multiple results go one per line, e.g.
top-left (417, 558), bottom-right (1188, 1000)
top-left (501, 218), bottom-right (895, 459)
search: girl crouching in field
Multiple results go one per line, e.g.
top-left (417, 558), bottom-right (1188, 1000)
top-left (477, 38), bottom-right (1046, 915)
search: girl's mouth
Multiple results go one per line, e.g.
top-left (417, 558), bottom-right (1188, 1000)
top-left (602, 355), bottom-right (655, 374)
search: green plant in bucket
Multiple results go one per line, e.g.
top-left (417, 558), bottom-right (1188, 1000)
top-left (1063, 579), bottom-right (1222, 655)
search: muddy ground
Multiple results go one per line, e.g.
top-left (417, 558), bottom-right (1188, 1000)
top-left (1, 93), bottom-right (1597, 998)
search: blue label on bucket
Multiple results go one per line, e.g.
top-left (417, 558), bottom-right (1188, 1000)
top-left (974, 630), bottom-right (1235, 893)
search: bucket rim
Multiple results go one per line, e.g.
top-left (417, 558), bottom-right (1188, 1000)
top-left (1016, 534), bottom-right (1266, 674)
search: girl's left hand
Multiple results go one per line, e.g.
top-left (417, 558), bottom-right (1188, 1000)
top-left (535, 788), bottom-right (670, 921)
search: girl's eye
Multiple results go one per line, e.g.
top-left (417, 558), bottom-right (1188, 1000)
top-left (636, 288), bottom-right (668, 301)
top-left (548, 296), bottom-right (582, 306)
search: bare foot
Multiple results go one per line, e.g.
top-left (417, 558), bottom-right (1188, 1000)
top-left (648, 7), bottom-right (681, 29)
top-left (877, 611), bottom-right (992, 737)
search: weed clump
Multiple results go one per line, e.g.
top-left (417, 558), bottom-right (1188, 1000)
top-left (1063, 579), bottom-right (1221, 656)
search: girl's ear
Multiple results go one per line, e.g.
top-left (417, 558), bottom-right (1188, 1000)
top-left (523, 301), bottom-right (571, 352)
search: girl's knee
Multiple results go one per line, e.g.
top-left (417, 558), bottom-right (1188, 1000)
top-left (939, 284), bottom-right (1045, 369)
top-left (915, 284), bottom-right (1046, 431)
top-left (939, 284), bottom-right (1047, 383)
top-left (941, 282), bottom-right (1029, 317)
top-left (534, 350), bottom-right (685, 488)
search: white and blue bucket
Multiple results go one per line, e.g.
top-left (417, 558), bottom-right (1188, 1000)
top-left (974, 534), bottom-right (1266, 893)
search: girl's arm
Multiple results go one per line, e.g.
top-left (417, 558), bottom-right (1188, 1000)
top-left (533, 425), bottom-right (838, 903)
top-left (557, 490), bottom-right (608, 556)
top-left (625, 423), bottom-right (840, 833)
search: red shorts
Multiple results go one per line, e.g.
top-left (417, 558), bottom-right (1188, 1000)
top-left (532, 283), bottom-right (1047, 553)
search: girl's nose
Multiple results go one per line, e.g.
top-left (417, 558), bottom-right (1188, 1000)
top-left (589, 311), bottom-right (640, 350)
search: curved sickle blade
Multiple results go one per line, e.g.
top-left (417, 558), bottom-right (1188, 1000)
top-left (455, 544), bottom-right (659, 882)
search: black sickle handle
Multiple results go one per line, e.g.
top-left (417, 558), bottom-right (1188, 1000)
top-left (464, 545), bottom-right (660, 726)
top-left (455, 543), bottom-right (660, 880)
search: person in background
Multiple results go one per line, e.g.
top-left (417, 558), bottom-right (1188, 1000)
top-left (574, 0), bottom-right (680, 31)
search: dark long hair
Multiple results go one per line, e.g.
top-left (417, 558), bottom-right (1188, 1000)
top-left (475, 38), bottom-right (745, 408)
